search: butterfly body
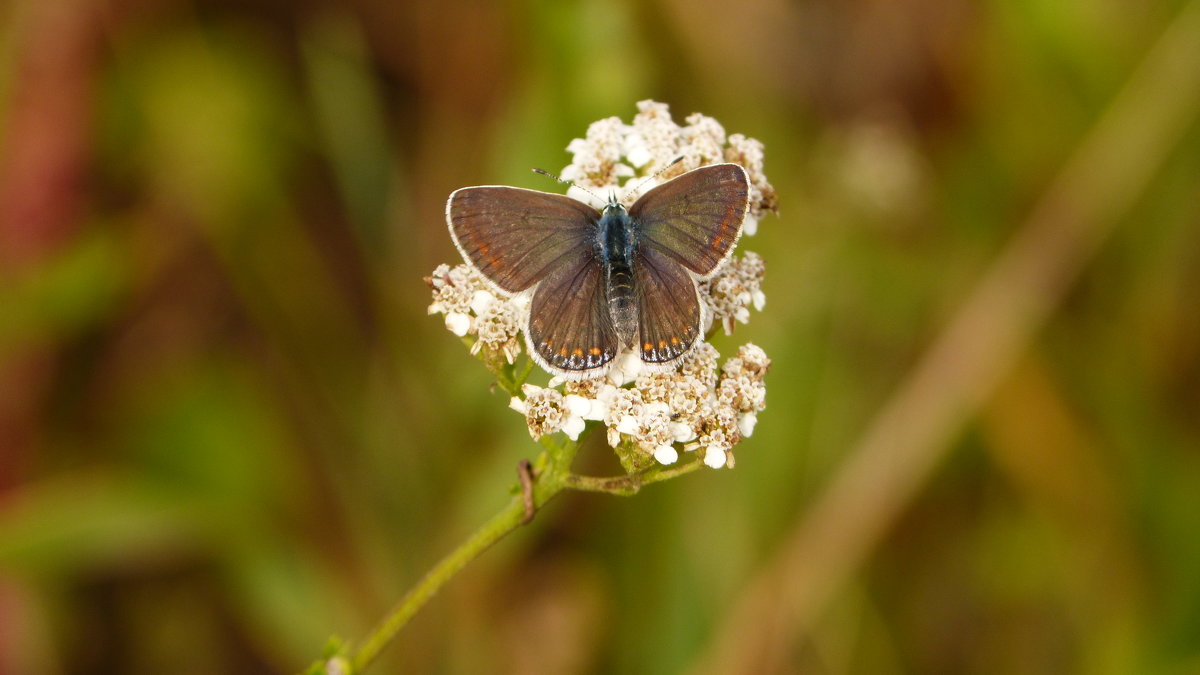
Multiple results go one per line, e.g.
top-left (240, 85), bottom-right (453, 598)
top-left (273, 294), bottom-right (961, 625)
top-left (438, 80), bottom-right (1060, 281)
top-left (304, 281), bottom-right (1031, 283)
top-left (447, 163), bottom-right (750, 379)
top-left (596, 201), bottom-right (639, 349)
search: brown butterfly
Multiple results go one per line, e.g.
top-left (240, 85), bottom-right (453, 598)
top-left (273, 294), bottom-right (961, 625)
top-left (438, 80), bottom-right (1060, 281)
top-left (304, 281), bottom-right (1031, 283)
top-left (447, 164), bottom-right (750, 379)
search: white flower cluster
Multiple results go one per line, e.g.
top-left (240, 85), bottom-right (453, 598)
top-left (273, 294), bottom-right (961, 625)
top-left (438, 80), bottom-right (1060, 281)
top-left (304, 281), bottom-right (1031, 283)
top-left (701, 251), bottom-right (767, 336)
top-left (509, 343), bottom-right (770, 469)
top-left (431, 101), bottom-right (775, 470)
top-left (559, 100), bottom-right (777, 231)
top-left (426, 263), bottom-right (523, 364)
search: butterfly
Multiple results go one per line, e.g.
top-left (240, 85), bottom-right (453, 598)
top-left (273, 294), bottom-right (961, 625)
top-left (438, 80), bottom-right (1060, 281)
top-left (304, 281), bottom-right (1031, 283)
top-left (446, 163), bottom-right (750, 379)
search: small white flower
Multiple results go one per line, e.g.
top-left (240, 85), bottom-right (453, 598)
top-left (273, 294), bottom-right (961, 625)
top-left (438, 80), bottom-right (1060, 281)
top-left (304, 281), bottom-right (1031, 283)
top-left (562, 415), bottom-right (586, 441)
top-left (584, 397), bottom-right (610, 421)
top-left (469, 289), bottom-right (496, 315)
top-left (738, 412), bottom-right (758, 438)
top-left (630, 99), bottom-right (683, 172)
top-left (703, 447), bottom-right (728, 469)
top-left (682, 112), bottom-right (728, 167)
top-left (623, 132), bottom-right (652, 168)
top-left (616, 415), bottom-right (639, 435)
top-left (608, 349), bottom-right (643, 385)
top-left (670, 421), bottom-right (697, 443)
top-left (563, 394), bottom-right (591, 417)
top-left (565, 137), bottom-right (589, 155)
top-left (605, 388), bottom-right (645, 446)
top-left (743, 214), bottom-right (758, 236)
top-left (562, 116), bottom-right (630, 191)
top-left (556, 394), bottom-right (592, 441)
top-left (644, 400), bottom-right (670, 417)
top-left (653, 444), bottom-right (679, 465)
top-left (445, 312), bottom-right (471, 337)
top-left (521, 384), bottom-right (567, 440)
top-left (509, 397), bottom-right (527, 414)
top-left (558, 164), bottom-right (584, 185)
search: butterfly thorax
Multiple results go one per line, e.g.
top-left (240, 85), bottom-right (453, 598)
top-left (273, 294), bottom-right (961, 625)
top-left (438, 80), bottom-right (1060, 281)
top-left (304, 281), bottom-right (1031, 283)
top-left (597, 203), bottom-right (638, 348)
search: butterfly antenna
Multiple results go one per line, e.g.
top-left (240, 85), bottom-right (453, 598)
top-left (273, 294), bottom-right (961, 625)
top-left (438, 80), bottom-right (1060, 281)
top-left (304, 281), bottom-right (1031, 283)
top-left (532, 167), bottom-right (605, 205)
top-left (624, 155), bottom-right (687, 203)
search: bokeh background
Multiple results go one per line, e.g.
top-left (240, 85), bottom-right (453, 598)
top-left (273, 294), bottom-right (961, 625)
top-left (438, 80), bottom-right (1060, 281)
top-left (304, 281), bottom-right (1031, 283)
top-left (2, 0), bottom-right (1199, 673)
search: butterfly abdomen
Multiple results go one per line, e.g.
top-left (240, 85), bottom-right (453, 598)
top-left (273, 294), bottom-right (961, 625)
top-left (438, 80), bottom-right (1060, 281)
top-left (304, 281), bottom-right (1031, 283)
top-left (599, 204), bottom-right (639, 347)
top-left (607, 262), bottom-right (637, 347)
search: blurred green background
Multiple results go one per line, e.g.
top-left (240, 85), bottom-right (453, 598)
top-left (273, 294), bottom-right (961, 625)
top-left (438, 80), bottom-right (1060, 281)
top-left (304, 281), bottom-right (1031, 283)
top-left (2, 0), bottom-right (1199, 673)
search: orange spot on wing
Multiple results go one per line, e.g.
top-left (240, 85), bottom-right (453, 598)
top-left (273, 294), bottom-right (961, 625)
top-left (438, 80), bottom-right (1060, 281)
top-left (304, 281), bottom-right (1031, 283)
top-left (588, 347), bottom-right (602, 356)
top-left (572, 348), bottom-right (583, 357)
top-left (670, 336), bottom-right (680, 345)
top-left (643, 342), bottom-right (653, 351)
top-left (711, 208), bottom-right (739, 250)
top-left (559, 347), bottom-right (568, 357)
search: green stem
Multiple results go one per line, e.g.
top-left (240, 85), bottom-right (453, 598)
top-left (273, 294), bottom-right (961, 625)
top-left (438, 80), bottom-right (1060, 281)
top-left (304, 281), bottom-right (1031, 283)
top-left (347, 499), bottom-right (524, 671)
top-left (312, 432), bottom-right (698, 673)
top-left (566, 457), bottom-right (706, 495)
top-left (342, 439), bottom-right (578, 674)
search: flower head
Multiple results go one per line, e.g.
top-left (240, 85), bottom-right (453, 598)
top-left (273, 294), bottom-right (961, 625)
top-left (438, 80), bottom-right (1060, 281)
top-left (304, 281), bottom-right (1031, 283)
top-left (432, 101), bottom-right (775, 470)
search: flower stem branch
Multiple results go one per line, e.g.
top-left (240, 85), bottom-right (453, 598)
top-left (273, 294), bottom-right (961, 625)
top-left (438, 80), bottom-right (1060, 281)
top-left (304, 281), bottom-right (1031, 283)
top-left (565, 458), bottom-right (706, 495)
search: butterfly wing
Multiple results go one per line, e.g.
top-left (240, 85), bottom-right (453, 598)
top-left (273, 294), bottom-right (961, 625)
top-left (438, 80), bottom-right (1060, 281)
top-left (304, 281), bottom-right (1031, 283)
top-left (447, 186), bottom-right (599, 293)
top-left (629, 163), bottom-right (750, 279)
top-left (527, 255), bottom-right (619, 375)
top-left (634, 245), bottom-right (703, 364)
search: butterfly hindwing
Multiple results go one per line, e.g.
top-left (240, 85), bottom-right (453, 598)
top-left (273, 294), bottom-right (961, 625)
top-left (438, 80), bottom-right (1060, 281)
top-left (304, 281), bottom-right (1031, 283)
top-left (630, 163), bottom-right (750, 279)
top-left (527, 255), bottom-right (620, 375)
top-left (447, 186), bottom-right (599, 293)
top-left (634, 245), bottom-right (702, 364)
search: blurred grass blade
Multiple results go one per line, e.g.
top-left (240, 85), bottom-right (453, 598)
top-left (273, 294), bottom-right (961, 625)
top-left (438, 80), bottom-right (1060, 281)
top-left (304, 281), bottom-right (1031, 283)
top-left (696, 1), bottom-right (1200, 672)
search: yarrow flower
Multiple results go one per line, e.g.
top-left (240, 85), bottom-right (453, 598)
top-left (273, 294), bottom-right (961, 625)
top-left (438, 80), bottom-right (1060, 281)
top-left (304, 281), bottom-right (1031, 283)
top-left (426, 264), bottom-right (523, 357)
top-left (701, 251), bottom-right (767, 336)
top-left (429, 100), bottom-right (776, 470)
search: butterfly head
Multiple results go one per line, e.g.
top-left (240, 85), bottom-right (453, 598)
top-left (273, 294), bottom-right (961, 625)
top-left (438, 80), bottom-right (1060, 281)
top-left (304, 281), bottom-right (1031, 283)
top-left (603, 190), bottom-right (625, 215)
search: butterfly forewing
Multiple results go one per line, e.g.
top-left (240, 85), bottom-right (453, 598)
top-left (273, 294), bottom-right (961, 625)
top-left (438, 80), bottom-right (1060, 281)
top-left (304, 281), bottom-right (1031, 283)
top-left (528, 256), bottom-right (620, 374)
top-left (634, 246), bottom-right (702, 364)
top-left (447, 187), bottom-right (599, 293)
top-left (630, 164), bottom-right (750, 279)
